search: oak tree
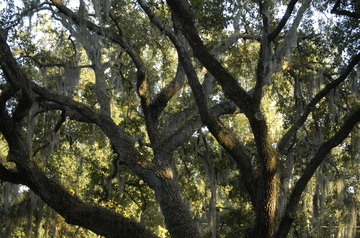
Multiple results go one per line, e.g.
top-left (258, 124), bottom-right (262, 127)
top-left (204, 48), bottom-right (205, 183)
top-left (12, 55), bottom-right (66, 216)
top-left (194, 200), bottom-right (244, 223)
top-left (0, 0), bottom-right (359, 237)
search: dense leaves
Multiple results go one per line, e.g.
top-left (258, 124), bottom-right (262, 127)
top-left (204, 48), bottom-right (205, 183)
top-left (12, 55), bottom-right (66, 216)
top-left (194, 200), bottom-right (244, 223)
top-left (0, 0), bottom-right (359, 237)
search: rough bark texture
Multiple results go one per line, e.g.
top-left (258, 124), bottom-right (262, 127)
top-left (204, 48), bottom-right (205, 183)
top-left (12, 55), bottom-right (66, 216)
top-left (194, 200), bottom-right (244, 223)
top-left (152, 154), bottom-right (200, 238)
top-left (1, 14), bottom-right (203, 236)
top-left (1, 0), bottom-right (360, 237)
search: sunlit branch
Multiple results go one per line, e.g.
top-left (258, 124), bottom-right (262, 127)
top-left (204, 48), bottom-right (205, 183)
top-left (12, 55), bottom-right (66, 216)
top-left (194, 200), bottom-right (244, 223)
top-left (164, 1), bottom-right (281, 207)
top-left (2, 22), bottom-right (163, 190)
top-left (32, 82), bottom-right (160, 170)
top-left (152, 11), bottom-right (256, 203)
top-left (110, 5), bottom-right (186, 144)
top-left (150, 63), bottom-right (185, 120)
top-left (141, 0), bottom-right (256, 193)
top-left (51, 0), bottom-right (172, 144)
top-left (177, 47), bottom-right (257, 203)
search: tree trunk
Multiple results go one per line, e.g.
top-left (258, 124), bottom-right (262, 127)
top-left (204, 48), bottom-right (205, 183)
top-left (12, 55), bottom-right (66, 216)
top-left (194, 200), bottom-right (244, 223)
top-left (154, 179), bottom-right (199, 238)
top-left (152, 152), bottom-right (200, 238)
top-left (245, 113), bottom-right (279, 238)
top-left (248, 174), bottom-right (279, 238)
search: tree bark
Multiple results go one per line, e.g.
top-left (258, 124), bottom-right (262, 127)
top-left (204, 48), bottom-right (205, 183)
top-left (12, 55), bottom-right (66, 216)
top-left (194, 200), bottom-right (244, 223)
top-left (0, 33), bottom-right (158, 237)
top-left (152, 155), bottom-right (200, 238)
top-left (165, 1), bottom-right (281, 237)
top-left (0, 123), bottom-right (158, 238)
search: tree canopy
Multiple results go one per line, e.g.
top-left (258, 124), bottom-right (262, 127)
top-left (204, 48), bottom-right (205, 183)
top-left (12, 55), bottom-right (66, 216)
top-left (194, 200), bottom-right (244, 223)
top-left (0, 0), bottom-right (359, 237)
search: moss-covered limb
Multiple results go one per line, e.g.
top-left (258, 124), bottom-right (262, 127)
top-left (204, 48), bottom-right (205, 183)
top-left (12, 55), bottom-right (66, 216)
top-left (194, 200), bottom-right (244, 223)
top-left (276, 108), bottom-right (360, 238)
top-left (278, 53), bottom-right (360, 153)
top-left (0, 118), bottom-right (158, 238)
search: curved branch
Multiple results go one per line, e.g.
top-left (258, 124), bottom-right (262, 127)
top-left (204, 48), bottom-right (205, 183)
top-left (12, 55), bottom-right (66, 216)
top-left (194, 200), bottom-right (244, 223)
top-left (268, 0), bottom-right (299, 41)
top-left (0, 72), bottom-right (159, 237)
top-left (211, 33), bottom-right (260, 57)
top-left (278, 53), bottom-right (360, 153)
top-left (31, 82), bottom-right (163, 183)
top-left (52, 0), bottom-right (177, 146)
top-left (1, 145), bottom-right (158, 238)
top-left (0, 33), bottom-right (33, 121)
top-left (276, 107), bottom-right (360, 238)
top-left (331, 0), bottom-right (360, 19)
top-left (35, 102), bottom-right (93, 123)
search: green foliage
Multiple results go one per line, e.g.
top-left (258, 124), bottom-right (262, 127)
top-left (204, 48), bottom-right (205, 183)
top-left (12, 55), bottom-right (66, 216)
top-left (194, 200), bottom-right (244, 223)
top-left (0, 0), bottom-right (359, 237)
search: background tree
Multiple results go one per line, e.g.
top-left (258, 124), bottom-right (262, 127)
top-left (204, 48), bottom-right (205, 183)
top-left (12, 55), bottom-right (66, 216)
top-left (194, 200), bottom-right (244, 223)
top-left (0, 0), bottom-right (359, 237)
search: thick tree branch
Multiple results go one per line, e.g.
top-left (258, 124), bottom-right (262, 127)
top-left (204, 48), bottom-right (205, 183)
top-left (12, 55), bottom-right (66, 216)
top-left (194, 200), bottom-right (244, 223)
top-left (139, 0), bottom-right (255, 185)
top-left (163, 3), bottom-right (285, 235)
top-left (3, 15), bottom-right (166, 196)
top-left (165, 0), bottom-right (253, 115)
top-left (26, 164), bottom-right (157, 238)
top-left (31, 82), bottom-right (165, 186)
top-left (0, 33), bottom-right (33, 121)
top-left (0, 134), bottom-right (158, 238)
top-left (276, 107), bottom-right (360, 238)
top-left (0, 49), bottom-right (159, 236)
top-left (51, 1), bottom-right (158, 141)
top-left (148, 3), bottom-right (280, 217)
top-left (165, 3), bottom-right (278, 187)
top-left (1, 23), bottom-right (200, 237)
top-left (278, 53), bottom-right (360, 153)
top-left (175, 28), bottom-right (256, 203)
